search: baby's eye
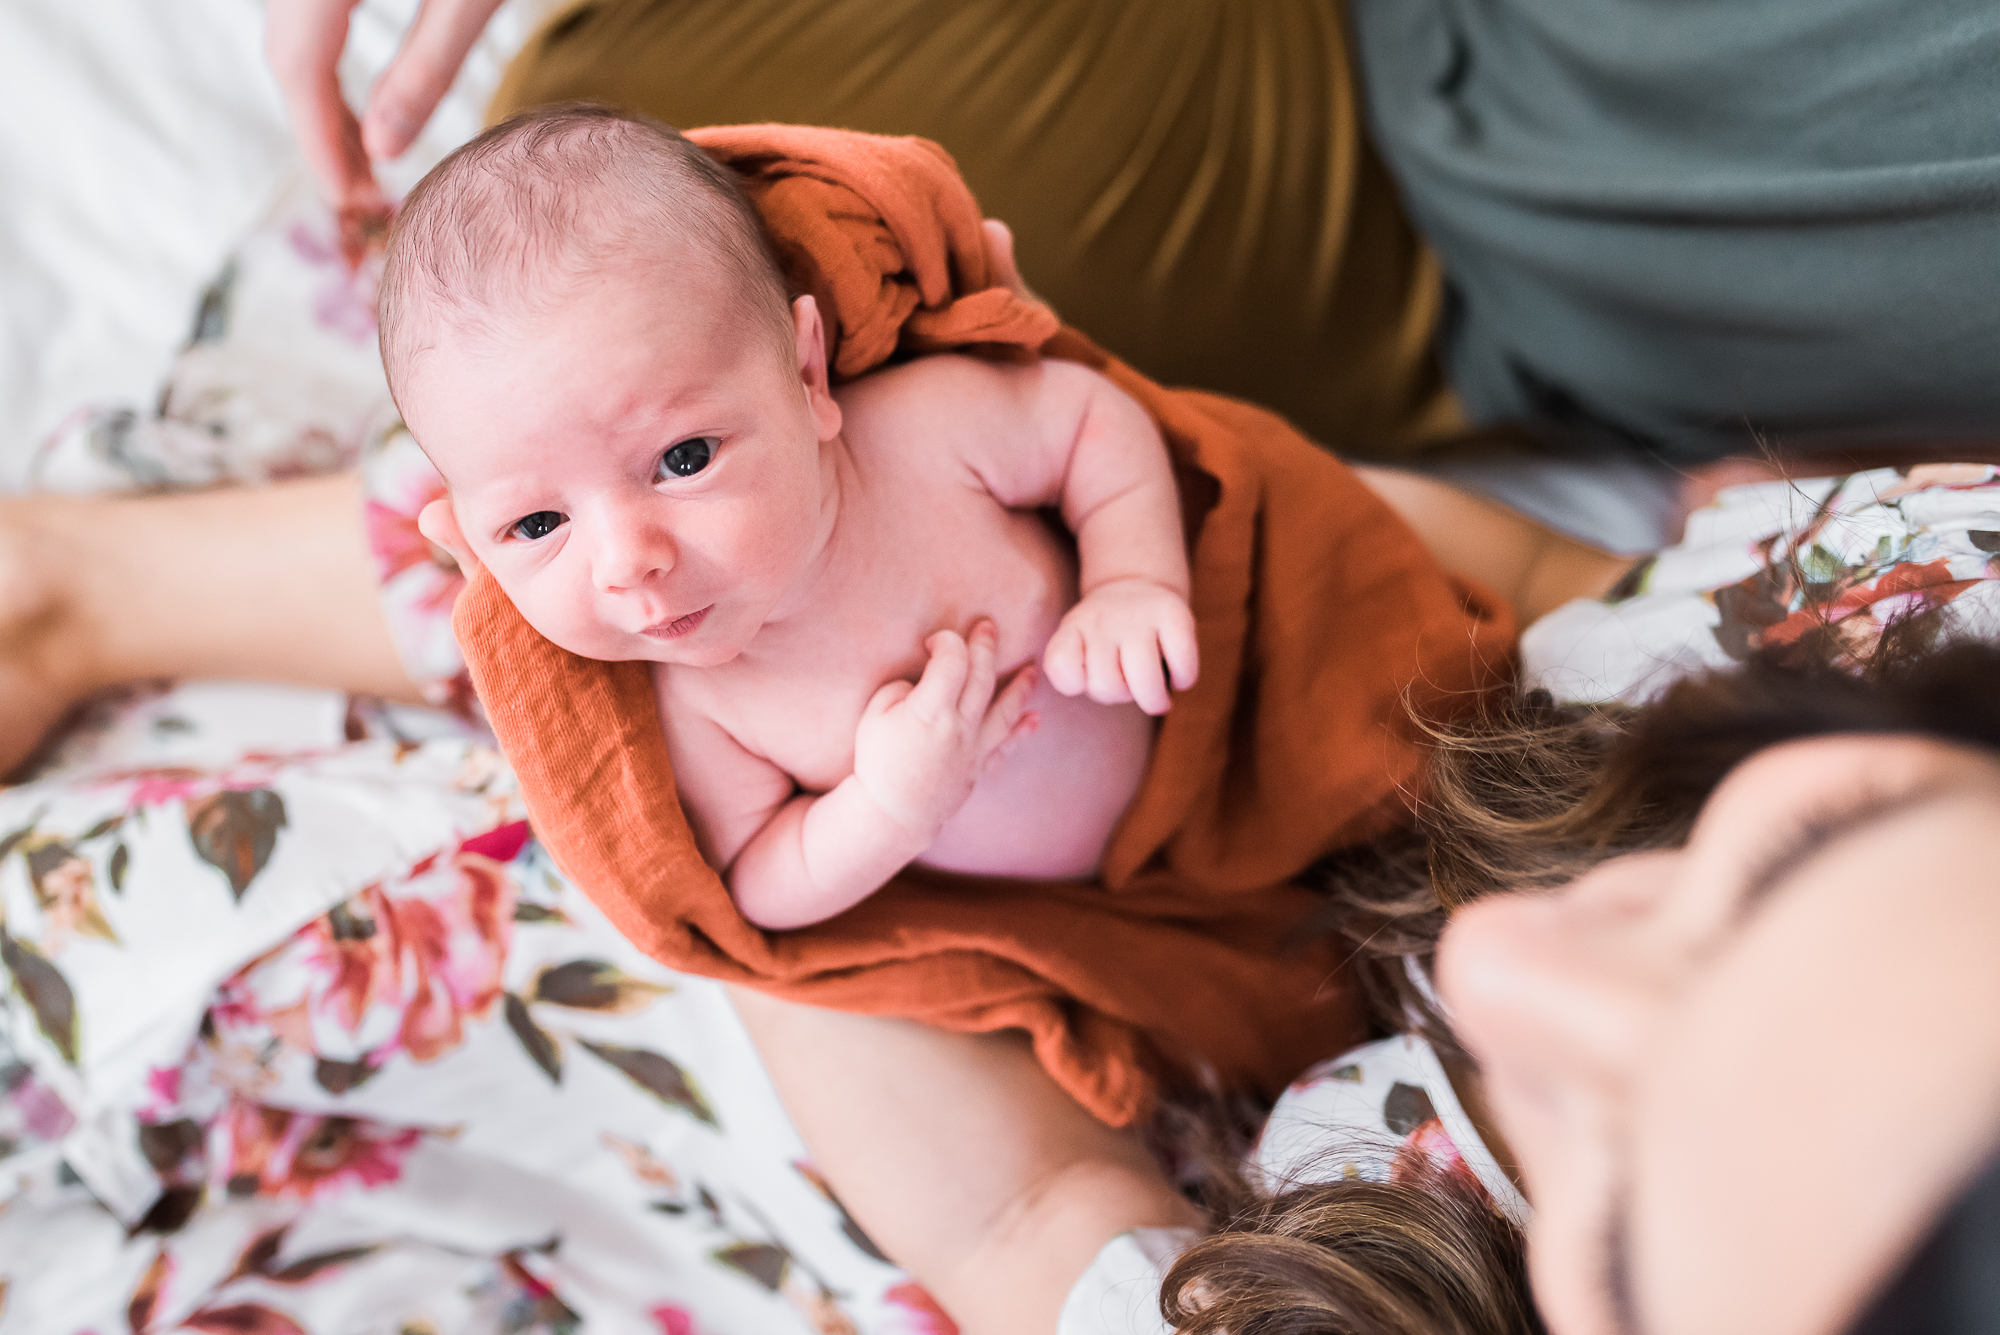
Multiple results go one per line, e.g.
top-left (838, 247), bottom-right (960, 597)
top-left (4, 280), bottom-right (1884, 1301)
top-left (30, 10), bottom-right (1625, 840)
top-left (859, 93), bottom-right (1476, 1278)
top-left (657, 436), bottom-right (718, 480)
top-left (510, 511), bottom-right (566, 541)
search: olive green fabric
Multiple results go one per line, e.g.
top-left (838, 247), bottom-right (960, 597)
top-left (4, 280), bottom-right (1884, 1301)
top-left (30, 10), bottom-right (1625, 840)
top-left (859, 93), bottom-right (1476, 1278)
top-left (491, 0), bottom-right (1460, 457)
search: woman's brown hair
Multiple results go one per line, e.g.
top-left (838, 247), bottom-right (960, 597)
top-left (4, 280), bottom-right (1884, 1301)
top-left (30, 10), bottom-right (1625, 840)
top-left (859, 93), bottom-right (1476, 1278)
top-left (1165, 616), bottom-right (2000, 1335)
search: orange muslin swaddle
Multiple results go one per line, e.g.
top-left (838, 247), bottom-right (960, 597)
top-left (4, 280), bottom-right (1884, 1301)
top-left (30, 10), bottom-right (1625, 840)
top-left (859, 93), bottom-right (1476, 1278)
top-left (452, 125), bottom-right (1516, 1126)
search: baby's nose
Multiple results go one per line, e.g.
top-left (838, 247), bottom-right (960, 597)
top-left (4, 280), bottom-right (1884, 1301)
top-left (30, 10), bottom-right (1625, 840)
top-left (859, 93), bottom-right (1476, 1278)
top-left (591, 513), bottom-right (676, 593)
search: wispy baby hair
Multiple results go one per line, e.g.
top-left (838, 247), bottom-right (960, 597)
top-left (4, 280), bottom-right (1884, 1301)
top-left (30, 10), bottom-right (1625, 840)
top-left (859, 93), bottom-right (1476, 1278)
top-left (378, 104), bottom-right (793, 402)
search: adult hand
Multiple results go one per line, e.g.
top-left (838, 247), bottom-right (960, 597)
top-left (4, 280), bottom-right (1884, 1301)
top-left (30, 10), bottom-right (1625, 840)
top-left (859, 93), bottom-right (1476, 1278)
top-left (981, 218), bottom-right (1044, 306)
top-left (266, 0), bottom-right (505, 223)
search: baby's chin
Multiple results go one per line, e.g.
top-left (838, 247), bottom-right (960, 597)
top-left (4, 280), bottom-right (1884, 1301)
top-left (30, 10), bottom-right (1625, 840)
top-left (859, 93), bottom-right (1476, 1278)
top-left (520, 611), bottom-right (745, 669)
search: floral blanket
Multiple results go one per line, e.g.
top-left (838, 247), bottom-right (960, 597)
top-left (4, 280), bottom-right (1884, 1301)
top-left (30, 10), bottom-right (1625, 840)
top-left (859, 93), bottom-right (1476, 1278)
top-left (0, 684), bottom-right (947, 1335)
top-left (4, 186), bottom-right (945, 1335)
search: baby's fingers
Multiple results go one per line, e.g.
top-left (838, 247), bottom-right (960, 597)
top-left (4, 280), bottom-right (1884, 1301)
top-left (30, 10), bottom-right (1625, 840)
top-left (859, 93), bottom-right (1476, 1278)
top-left (977, 662), bottom-right (1039, 747)
top-left (1084, 633), bottom-right (1135, 707)
top-left (981, 710), bottom-right (1041, 775)
top-left (977, 664), bottom-right (1041, 764)
top-left (1043, 622), bottom-right (1087, 698)
top-left (1160, 604), bottom-right (1200, 692)
top-left (906, 630), bottom-right (969, 720)
top-left (957, 619), bottom-right (1001, 719)
top-left (1119, 637), bottom-right (1173, 716)
top-left (862, 677), bottom-right (916, 722)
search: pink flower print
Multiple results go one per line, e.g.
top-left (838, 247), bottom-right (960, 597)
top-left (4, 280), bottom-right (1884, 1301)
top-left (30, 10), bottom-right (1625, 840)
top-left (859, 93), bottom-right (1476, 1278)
top-left (881, 1283), bottom-right (958, 1335)
top-left (460, 820), bottom-right (531, 864)
top-left (1758, 557), bottom-right (1983, 658)
top-left (364, 493), bottom-right (457, 588)
top-left (214, 1097), bottom-right (418, 1201)
top-left (99, 766), bottom-right (214, 808)
top-left (291, 845), bottom-right (515, 1065)
top-left (142, 1065), bottom-right (183, 1119)
top-left (7, 1070), bottom-right (77, 1142)
top-left (1390, 1116), bottom-right (1490, 1205)
top-left (87, 763), bottom-right (283, 811)
top-left (288, 221), bottom-right (380, 344)
top-left (24, 839), bottom-right (117, 949)
top-left (652, 1306), bottom-right (702, 1335)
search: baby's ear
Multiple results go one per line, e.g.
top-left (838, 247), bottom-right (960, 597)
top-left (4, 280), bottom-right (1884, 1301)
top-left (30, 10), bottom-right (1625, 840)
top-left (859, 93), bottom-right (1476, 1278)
top-left (417, 496), bottom-right (480, 575)
top-left (791, 295), bottom-right (843, 442)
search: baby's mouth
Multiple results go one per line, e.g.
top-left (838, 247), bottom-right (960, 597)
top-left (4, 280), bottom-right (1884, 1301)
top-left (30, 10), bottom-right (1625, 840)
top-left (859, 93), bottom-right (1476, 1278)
top-left (640, 605), bottom-right (713, 640)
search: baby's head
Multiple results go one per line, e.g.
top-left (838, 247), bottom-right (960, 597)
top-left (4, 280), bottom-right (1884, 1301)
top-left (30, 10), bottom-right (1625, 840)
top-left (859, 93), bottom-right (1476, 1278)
top-left (381, 107), bottom-right (843, 667)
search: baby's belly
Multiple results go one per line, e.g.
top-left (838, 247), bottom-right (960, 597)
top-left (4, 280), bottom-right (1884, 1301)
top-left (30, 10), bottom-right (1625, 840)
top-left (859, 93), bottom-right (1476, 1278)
top-left (916, 673), bottom-right (1155, 881)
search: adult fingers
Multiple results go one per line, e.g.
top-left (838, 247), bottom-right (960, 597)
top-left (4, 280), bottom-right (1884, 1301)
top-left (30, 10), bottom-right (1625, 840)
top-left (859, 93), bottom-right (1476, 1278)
top-left (266, 0), bottom-right (381, 212)
top-left (361, 0), bottom-right (507, 161)
top-left (907, 631), bottom-right (970, 720)
top-left (957, 620), bottom-right (1000, 719)
top-left (1160, 607), bottom-right (1200, 692)
top-left (1119, 638), bottom-right (1172, 716)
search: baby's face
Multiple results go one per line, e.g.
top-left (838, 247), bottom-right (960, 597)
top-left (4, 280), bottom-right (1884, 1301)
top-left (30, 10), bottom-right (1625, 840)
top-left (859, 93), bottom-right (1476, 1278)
top-left (401, 263), bottom-right (840, 668)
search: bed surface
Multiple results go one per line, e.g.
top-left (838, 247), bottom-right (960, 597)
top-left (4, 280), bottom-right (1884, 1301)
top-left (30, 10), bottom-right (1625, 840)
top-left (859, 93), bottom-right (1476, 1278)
top-left (0, 0), bottom-right (547, 489)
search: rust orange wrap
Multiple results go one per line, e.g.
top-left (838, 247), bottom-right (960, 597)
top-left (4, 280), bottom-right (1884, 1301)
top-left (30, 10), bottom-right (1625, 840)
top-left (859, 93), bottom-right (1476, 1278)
top-left (452, 125), bottom-right (1516, 1125)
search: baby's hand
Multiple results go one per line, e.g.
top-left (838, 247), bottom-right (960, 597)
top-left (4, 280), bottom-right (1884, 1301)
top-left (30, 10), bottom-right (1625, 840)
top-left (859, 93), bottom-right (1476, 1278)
top-left (851, 620), bottom-right (1040, 844)
top-left (1044, 578), bottom-right (1199, 715)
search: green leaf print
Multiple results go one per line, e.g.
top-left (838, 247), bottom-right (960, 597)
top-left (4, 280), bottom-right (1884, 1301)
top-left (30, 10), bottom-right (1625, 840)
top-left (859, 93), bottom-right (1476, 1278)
top-left (580, 1041), bottom-right (719, 1128)
top-left (80, 814), bottom-right (125, 842)
top-left (505, 992), bottom-right (562, 1083)
top-left (264, 1245), bottom-right (383, 1284)
top-left (186, 789), bottom-right (288, 901)
top-left (181, 1302), bottom-right (308, 1335)
top-left (127, 1249), bottom-right (170, 1333)
top-left (0, 929), bottom-right (78, 1063)
top-left (512, 902), bottom-right (571, 925)
top-left (313, 1057), bottom-right (380, 1095)
top-left (109, 842), bottom-right (129, 894)
top-left (1801, 542), bottom-right (1847, 585)
top-left (530, 959), bottom-right (671, 1013)
top-left (712, 1241), bottom-right (790, 1292)
top-left (0, 820), bottom-right (38, 865)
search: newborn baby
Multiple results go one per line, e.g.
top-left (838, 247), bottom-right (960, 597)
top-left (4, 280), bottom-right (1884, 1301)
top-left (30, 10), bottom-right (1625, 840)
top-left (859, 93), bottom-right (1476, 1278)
top-left (381, 109), bottom-right (1197, 929)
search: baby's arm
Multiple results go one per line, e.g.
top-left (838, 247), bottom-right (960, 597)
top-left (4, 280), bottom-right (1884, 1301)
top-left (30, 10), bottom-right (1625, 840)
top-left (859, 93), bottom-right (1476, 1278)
top-left (659, 626), bottom-right (1038, 931)
top-left (971, 360), bottom-right (1198, 714)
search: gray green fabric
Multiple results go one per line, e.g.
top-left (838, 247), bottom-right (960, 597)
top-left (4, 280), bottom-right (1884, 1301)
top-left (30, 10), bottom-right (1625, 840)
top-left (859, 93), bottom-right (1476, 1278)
top-left (1350, 0), bottom-right (2000, 464)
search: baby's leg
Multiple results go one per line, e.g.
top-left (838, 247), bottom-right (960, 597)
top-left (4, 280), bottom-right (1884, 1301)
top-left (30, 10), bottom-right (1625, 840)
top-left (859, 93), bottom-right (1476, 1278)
top-left (1354, 466), bottom-right (1639, 626)
top-left (0, 473), bottom-right (416, 775)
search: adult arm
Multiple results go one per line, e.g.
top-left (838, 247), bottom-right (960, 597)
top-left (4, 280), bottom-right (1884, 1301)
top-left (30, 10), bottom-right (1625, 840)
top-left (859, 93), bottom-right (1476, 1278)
top-left (265, 0), bottom-right (505, 213)
top-left (1354, 466), bottom-right (1638, 626)
top-left (729, 988), bottom-right (1202, 1335)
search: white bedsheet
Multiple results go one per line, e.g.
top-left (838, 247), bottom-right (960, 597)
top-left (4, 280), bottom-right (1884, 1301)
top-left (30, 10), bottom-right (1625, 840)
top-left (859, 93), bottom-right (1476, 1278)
top-left (0, 0), bottom-right (548, 489)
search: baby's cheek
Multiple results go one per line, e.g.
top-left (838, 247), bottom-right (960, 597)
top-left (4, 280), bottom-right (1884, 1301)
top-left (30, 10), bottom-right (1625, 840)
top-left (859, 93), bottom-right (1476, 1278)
top-left (497, 573), bottom-right (611, 658)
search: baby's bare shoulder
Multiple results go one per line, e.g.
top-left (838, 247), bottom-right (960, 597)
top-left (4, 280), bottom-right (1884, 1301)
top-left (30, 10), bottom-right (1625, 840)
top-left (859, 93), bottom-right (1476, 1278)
top-left (836, 354), bottom-right (1110, 472)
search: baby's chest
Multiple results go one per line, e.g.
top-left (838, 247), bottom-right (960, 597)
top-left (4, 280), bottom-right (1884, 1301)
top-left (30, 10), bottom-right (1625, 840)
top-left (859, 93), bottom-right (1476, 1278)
top-left (723, 508), bottom-right (1079, 790)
